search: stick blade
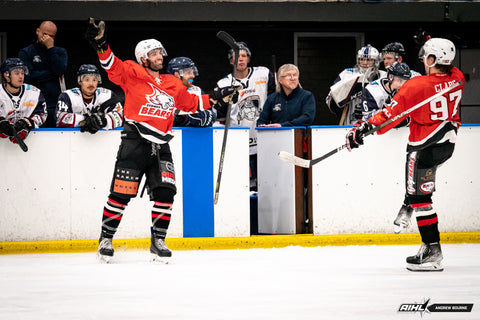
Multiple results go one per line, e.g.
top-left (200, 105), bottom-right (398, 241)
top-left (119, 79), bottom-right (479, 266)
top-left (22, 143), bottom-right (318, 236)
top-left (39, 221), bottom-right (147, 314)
top-left (278, 151), bottom-right (311, 168)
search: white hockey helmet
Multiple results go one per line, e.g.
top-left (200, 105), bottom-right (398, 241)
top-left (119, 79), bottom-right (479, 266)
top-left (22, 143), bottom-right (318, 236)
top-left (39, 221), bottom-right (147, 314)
top-left (357, 44), bottom-right (380, 62)
top-left (420, 38), bottom-right (455, 66)
top-left (134, 39), bottom-right (168, 65)
top-left (357, 44), bottom-right (380, 73)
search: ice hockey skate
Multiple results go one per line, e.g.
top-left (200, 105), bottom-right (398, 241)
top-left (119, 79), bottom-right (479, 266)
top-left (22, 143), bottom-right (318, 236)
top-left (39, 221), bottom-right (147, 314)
top-left (150, 234), bottom-right (172, 264)
top-left (393, 204), bottom-right (413, 234)
top-left (406, 242), bottom-right (443, 272)
top-left (97, 234), bottom-right (114, 263)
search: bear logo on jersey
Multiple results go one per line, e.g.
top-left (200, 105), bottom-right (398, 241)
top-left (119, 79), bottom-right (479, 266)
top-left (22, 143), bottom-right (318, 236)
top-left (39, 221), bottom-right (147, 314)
top-left (237, 95), bottom-right (260, 122)
top-left (139, 83), bottom-right (175, 119)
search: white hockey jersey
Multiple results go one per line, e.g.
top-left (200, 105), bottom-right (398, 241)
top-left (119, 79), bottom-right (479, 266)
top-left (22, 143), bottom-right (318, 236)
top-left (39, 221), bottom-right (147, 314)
top-left (362, 70), bottom-right (421, 121)
top-left (56, 87), bottom-right (123, 129)
top-left (326, 67), bottom-right (386, 125)
top-left (217, 66), bottom-right (274, 154)
top-left (0, 83), bottom-right (47, 127)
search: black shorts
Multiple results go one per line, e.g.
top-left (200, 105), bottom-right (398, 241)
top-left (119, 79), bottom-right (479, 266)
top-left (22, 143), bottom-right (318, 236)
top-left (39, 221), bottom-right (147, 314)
top-left (405, 142), bottom-right (455, 203)
top-left (109, 127), bottom-right (177, 199)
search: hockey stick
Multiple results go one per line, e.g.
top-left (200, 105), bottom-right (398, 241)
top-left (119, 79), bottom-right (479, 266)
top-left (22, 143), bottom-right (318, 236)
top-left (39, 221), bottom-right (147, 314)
top-left (214, 31), bottom-right (240, 205)
top-left (10, 125), bottom-right (28, 152)
top-left (279, 80), bottom-right (463, 168)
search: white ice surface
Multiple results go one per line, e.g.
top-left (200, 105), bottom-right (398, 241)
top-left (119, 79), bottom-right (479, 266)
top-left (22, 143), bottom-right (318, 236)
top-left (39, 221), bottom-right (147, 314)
top-left (0, 244), bottom-right (479, 320)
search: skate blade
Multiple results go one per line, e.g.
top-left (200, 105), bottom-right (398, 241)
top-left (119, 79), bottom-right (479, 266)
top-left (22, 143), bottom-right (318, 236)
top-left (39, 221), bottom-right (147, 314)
top-left (150, 253), bottom-right (170, 264)
top-left (406, 261), bottom-right (443, 272)
top-left (97, 252), bottom-right (112, 264)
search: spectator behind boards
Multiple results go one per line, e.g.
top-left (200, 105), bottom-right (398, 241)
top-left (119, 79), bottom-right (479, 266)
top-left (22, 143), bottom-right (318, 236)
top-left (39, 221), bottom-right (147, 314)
top-left (166, 57), bottom-right (216, 127)
top-left (257, 64), bottom-right (315, 127)
top-left (56, 64), bottom-right (123, 133)
top-left (19, 20), bottom-right (68, 128)
top-left (0, 58), bottom-right (47, 145)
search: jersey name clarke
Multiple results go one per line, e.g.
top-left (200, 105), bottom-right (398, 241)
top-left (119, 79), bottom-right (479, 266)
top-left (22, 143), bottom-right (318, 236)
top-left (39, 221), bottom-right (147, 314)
top-left (139, 83), bottom-right (175, 119)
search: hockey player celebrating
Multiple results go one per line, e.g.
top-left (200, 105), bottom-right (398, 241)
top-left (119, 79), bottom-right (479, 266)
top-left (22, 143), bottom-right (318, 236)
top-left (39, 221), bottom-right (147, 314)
top-left (0, 58), bottom-right (47, 145)
top-left (166, 57), bottom-right (216, 127)
top-left (361, 61), bottom-right (411, 122)
top-left (346, 38), bottom-right (465, 272)
top-left (326, 44), bottom-right (386, 125)
top-left (56, 64), bottom-right (123, 132)
top-left (85, 18), bottom-right (239, 263)
top-left (216, 41), bottom-right (275, 190)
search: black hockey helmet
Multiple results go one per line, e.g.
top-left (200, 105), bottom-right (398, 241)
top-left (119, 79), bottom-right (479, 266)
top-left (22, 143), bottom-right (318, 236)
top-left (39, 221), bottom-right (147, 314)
top-left (0, 58), bottom-right (29, 78)
top-left (228, 41), bottom-right (251, 60)
top-left (166, 57), bottom-right (199, 76)
top-left (77, 64), bottom-right (102, 83)
top-left (381, 42), bottom-right (406, 58)
top-left (387, 62), bottom-right (411, 81)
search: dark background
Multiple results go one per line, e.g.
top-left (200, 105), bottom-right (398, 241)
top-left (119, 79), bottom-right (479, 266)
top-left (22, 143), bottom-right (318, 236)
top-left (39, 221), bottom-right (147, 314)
top-left (1, 1), bottom-right (479, 124)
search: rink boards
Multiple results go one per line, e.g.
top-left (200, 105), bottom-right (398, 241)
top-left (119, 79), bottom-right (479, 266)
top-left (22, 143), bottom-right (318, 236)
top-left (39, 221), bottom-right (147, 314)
top-left (0, 127), bottom-right (250, 242)
top-left (0, 125), bottom-right (479, 245)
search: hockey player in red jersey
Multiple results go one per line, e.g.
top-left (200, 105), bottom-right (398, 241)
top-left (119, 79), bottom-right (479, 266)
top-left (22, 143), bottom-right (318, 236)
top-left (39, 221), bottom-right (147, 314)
top-left (85, 18), bottom-right (239, 263)
top-left (346, 38), bottom-right (465, 272)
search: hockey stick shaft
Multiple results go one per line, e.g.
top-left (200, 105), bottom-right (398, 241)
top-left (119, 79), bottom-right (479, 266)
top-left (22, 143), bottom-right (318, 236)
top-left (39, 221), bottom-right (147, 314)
top-left (282, 80), bottom-right (463, 168)
top-left (11, 125), bottom-right (28, 152)
top-left (214, 31), bottom-right (240, 204)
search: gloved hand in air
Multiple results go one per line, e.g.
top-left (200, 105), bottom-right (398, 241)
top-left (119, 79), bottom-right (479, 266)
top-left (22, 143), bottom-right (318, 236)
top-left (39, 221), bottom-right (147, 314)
top-left (85, 17), bottom-right (108, 53)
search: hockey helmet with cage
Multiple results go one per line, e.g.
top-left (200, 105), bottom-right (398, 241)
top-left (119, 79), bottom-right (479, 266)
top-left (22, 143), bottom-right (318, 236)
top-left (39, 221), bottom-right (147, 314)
top-left (134, 39), bottom-right (168, 65)
top-left (387, 62), bottom-right (411, 81)
top-left (77, 64), bottom-right (102, 83)
top-left (228, 41), bottom-right (252, 61)
top-left (166, 57), bottom-right (199, 77)
top-left (381, 42), bottom-right (406, 58)
top-left (419, 38), bottom-right (455, 66)
top-left (357, 44), bottom-right (380, 72)
top-left (0, 58), bottom-right (29, 78)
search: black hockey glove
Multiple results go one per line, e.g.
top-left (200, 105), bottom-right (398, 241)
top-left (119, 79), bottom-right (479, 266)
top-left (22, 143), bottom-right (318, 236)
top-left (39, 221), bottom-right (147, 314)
top-left (85, 17), bottom-right (108, 53)
top-left (413, 28), bottom-right (430, 47)
top-left (209, 84), bottom-right (242, 104)
top-left (0, 116), bottom-right (15, 137)
top-left (10, 118), bottom-right (35, 144)
top-left (346, 120), bottom-right (373, 152)
top-left (80, 113), bottom-right (107, 134)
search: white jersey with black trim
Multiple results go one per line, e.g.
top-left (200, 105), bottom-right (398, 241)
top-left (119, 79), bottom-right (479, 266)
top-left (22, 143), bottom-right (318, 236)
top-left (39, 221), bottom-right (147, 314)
top-left (361, 78), bottom-right (393, 121)
top-left (56, 87), bottom-right (123, 129)
top-left (0, 83), bottom-right (47, 127)
top-left (326, 67), bottom-right (386, 125)
top-left (217, 66), bottom-right (272, 155)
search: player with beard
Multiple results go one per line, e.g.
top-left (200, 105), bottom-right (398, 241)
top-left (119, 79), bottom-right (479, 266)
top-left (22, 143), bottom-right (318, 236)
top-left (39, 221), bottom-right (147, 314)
top-left (55, 64), bottom-right (123, 133)
top-left (85, 18), bottom-right (239, 263)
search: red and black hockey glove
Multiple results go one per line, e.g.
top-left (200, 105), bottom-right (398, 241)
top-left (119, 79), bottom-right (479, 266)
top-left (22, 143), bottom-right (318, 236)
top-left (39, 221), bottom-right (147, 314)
top-left (10, 118), bottom-right (35, 144)
top-left (346, 120), bottom-right (373, 152)
top-left (0, 116), bottom-right (15, 138)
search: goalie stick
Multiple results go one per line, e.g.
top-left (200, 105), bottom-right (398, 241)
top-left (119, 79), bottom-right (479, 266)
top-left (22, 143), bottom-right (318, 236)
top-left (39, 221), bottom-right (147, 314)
top-left (214, 31), bottom-right (240, 204)
top-left (279, 80), bottom-right (463, 168)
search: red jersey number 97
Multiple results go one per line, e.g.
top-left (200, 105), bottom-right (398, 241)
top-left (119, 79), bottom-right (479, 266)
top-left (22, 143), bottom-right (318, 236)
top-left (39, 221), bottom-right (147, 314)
top-left (430, 90), bottom-right (462, 121)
